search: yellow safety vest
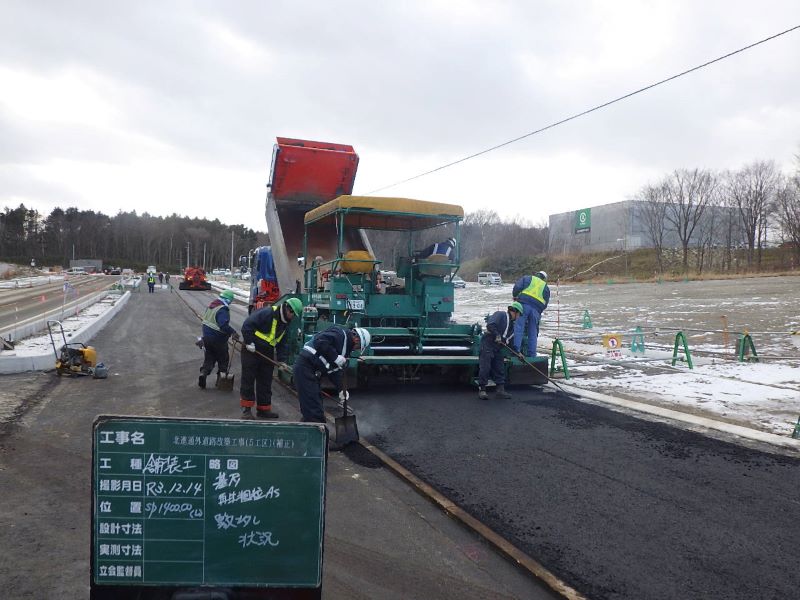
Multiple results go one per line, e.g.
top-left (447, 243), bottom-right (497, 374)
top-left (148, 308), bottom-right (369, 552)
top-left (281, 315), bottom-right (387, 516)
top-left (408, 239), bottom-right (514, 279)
top-left (202, 304), bottom-right (225, 332)
top-left (519, 276), bottom-right (546, 304)
top-left (254, 308), bottom-right (285, 347)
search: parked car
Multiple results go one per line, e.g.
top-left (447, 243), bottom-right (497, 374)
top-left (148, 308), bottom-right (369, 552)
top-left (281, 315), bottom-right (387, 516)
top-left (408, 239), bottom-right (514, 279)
top-left (451, 275), bottom-right (466, 288)
top-left (477, 271), bottom-right (502, 285)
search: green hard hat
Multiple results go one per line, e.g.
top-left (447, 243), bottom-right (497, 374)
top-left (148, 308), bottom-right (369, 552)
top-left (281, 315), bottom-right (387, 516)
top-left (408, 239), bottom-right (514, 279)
top-left (508, 301), bottom-right (523, 315)
top-left (284, 297), bottom-right (303, 318)
top-left (220, 289), bottom-right (235, 301)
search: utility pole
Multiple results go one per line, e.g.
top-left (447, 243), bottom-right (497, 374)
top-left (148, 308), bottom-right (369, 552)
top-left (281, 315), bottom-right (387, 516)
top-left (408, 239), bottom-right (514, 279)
top-left (203, 243), bottom-right (206, 270)
top-left (186, 242), bottom-right (190, 270)
top-left (230, 230), bottom-right (234, 274)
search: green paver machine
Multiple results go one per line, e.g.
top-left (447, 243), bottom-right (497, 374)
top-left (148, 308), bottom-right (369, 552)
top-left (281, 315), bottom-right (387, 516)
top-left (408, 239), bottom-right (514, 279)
top-left (285, 195), bottom-right (482, 386)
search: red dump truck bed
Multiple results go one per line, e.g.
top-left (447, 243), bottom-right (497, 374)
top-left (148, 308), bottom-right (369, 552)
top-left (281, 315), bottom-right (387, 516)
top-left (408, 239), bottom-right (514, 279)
top-left (268, 137), bottom-right (359, 206)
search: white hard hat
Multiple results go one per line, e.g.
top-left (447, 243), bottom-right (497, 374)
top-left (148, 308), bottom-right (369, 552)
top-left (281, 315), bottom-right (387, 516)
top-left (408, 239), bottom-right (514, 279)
top-left (354, 327), bottom-right (371, 350)
top-left (536, 271), bottom-right (548, 281)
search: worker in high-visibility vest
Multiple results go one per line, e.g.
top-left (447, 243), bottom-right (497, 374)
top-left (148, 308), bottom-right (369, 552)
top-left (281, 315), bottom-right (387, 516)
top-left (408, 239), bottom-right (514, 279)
top-left (511, 271), bottom-right (550, 357)
top-left (239, 298), bottom-right (303, 419)
top-left (199, 289), bottom-right (239, 389)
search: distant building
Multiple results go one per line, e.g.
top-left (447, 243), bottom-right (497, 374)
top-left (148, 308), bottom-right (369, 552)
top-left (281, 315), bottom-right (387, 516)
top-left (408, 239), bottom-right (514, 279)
top-left (548, 201), bottom-right (744, 255)
top-left (69, 259), bottom-right (103, 273)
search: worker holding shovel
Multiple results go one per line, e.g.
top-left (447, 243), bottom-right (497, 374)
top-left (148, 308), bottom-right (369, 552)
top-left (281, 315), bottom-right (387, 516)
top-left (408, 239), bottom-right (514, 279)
top-left (239, 298), bottom-right (304, 419)
top-left (293, 325), bottom-right (370, 424)
top-left (198, 289), bottom-right (239, 389)
top-left (478, 302), bottom-right (523, 401)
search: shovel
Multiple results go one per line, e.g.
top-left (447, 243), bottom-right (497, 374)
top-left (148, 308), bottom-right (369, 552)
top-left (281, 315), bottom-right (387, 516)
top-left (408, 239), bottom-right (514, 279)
top-left (334, 370), bottom-right (359, 445)
top-left (216, 339), bottom-right (237, 391)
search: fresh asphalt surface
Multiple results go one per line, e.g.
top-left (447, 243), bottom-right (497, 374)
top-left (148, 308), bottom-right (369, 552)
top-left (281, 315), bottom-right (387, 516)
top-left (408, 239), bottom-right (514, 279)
top-left (349, 383), bottom-right (800, 600)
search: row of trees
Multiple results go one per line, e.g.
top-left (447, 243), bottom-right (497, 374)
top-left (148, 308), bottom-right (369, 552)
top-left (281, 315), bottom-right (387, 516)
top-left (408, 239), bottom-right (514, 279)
top-left (1, 202), bottom-right (548, 277)
top-left (633, 158), bottom-right (800, 274)
top-left (0, 207), bottom-right (267, 272)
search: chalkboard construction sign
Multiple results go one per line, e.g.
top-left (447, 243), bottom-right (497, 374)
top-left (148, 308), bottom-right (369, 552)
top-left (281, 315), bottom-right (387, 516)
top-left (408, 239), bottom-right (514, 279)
top-left (91, 416), bottom-right (327, 598)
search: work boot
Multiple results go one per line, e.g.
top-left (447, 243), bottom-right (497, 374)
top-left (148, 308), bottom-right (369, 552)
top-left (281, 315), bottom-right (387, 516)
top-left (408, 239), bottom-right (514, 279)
top-left (198, 374), bottom-right (207, 389)
top-left (495, 384), bottom-right (512, 399)
top-left (478, 387), bottom-right (488, 401)
top-left (240, 407), bottom-right (254, 420)
top-left (256, 409), bottom-right (280, 419)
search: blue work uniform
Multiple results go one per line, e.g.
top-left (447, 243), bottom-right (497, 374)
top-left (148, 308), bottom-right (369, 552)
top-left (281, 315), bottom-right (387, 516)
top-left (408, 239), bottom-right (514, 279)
top-left (478, 310), bottom-right (515, 387)
top-left (416, 239), bottom-right (455, 259)
top-left (293, 326), bottom-right (355, 423)
top-left (512, 274), bottom-right (550, 356)
top-left (200, 298), bottom-right (237, 377)
top-left (240, 305), bottom-right (291, 416)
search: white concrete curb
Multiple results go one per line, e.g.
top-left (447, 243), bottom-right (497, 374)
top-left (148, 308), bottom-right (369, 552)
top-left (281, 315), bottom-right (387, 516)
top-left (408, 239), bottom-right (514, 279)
top-left (558, 382), bottom-right (800, 451)
top-left (0, 291), bottom-right (131, 374)
top-left (0, 288), bottom-right (113, 341)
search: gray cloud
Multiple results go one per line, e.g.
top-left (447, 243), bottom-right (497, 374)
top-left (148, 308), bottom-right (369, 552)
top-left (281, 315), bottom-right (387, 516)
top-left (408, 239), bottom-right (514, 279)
top-left (1, 0), bottom-right (798, 221)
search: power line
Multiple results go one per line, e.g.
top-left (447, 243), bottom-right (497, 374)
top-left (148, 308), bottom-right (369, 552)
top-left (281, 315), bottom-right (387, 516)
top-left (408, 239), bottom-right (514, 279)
top-left (366, 24), bottom-right (800, 195)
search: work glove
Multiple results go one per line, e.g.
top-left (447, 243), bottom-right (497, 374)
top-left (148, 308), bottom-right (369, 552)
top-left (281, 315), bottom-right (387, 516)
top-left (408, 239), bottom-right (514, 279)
top-left (231, 331), bottom-right (241, 342)
top-left (334, 355), bottom-right (347, 368)
top-left (195, 337), bottom-right (204, 349)
top-left (277, 362), bottom-right (292, 374)
top-left (245, 343), bottom-right (256, 353)
top-left (495, 335), bottom-right (502, 344)
top-left (339, 390), bottom-right (350, 402)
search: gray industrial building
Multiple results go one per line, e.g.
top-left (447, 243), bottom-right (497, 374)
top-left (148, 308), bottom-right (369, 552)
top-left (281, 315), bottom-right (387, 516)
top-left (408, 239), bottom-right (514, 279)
top-left (548, 200), bottom-right (744, 255)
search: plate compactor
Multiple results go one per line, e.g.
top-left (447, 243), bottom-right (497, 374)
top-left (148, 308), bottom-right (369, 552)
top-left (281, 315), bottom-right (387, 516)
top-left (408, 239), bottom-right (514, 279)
top-left (47, 320), bottom-right (106, 378)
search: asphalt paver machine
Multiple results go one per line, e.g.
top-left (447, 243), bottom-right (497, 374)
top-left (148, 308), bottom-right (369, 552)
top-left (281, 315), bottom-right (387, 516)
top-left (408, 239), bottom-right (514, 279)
top-left (284, 195), bottom-right (484, 386)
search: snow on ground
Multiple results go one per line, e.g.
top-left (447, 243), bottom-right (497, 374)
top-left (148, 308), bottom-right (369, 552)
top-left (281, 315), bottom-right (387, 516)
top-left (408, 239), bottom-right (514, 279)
top-left (453, 278), bottom-right (800, 437)
top-left (0, 274), bottom-right (65, 289)
top-left (4, 293), bottom-right (123, 357)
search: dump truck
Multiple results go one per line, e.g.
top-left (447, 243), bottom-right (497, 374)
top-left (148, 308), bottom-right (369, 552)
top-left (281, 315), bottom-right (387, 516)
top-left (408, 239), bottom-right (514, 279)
top-left (257, 136), bottom-right (547, 386)
top-left (178, 266), bottom-right (212, 291)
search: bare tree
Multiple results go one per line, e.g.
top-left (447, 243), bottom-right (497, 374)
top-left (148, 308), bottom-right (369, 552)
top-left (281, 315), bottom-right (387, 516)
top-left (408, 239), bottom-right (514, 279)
top-left (726, 161), bottom-right (781, 269)
top-left (462, 209), bottom-right (499, 259)
top-left (635, 183), bottom-right (668, 274)
top-left (775, 169), bottom-right (800, 265)
top-left (662, 169), bottom-right (717, 273)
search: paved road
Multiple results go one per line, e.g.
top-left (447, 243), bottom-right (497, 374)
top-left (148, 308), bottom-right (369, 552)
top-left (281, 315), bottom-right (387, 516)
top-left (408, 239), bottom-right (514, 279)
top-left (349, 384), bottom-right (800, 600)
top-left (0, 287), bottom-right (557, 600)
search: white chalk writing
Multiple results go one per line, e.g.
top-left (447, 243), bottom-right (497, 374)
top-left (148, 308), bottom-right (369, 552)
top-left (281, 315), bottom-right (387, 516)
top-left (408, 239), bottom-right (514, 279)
top-left (213, 512), bottom-right (261, 530)
top-left (144, 501), bottom-right (203, 519)
top-left (145, 480), bottom-right (203, 497)
top-left (212, 471), bottom-right (241, 491)
top-left (238, 530), bottom-right (280, 548)
top-left (142, 454), bottom-right (196, 474)
top-left (217, 485), bottom-right (280, 505)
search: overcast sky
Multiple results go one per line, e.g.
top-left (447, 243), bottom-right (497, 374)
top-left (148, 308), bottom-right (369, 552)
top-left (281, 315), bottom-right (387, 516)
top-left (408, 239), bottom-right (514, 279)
top-left (1, 1), bottom-right (799, 231)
